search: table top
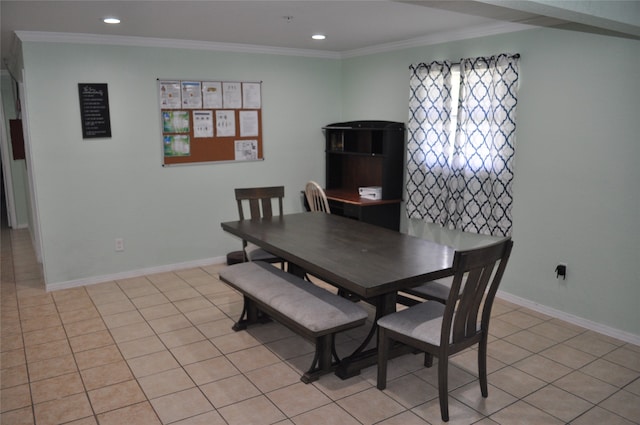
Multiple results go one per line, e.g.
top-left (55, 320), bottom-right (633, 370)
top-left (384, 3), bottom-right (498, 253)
top-left (221, 212), bottom-right (456, 299)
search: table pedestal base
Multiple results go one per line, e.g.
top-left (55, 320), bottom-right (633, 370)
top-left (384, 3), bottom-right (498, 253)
top-left (335, 343), bottom-right (414, 379)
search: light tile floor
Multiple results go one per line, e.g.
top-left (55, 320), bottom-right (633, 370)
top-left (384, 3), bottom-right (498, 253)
top-left (1, 225), bottom-right (639, 424)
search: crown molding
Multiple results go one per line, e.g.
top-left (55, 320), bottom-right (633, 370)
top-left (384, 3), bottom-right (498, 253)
top-left (341, 21), bottom-right (534, 58)
top-left (14, 31), bottom-right (342, 60)
top-left (15, 21), bottom-right (533, 62)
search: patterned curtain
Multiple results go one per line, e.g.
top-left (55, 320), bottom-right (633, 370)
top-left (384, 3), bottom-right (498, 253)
top-left (406, 61), bottom-right (452, 224)
top-left (406, 54), bottom-right (519, 237)
top-left (452, 54), bottom-right (519, 236)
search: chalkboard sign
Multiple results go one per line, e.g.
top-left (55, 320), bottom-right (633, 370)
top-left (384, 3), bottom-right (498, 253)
top-left (78, 83), bottom-right (112, 139)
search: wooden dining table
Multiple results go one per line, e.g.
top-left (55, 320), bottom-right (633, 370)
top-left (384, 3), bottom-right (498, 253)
top-left (221, 211), bottom-right (456, 378)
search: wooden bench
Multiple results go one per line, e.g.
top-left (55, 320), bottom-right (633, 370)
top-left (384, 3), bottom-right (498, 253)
top-left (218, 261), bottom-right (369, 383)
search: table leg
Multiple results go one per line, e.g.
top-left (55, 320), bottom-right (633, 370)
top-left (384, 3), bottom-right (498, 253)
top-left (335, 292), bottom-right (411, 379)
top-left (285, 262), bottom-right (309, 279)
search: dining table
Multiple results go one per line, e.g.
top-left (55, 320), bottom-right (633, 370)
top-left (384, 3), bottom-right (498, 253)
top-left (221, 211), bottom-right (456, 378)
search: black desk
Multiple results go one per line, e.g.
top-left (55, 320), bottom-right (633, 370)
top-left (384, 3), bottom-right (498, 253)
top-left (324, 189), bottom-right (401, 231)
top-left (302, 189), bottom-right (401, 230)
top-left (221, 212), bottom-right (455, 377)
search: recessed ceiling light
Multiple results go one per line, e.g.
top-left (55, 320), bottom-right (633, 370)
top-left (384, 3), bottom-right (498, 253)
top-left (103, 17), bottom-right (121, 24)
top-left (312, 34), bottom-right (326, 40)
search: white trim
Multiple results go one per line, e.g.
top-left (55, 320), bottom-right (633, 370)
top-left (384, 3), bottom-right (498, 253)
top-left (45, 255), bottom-right (227, 292)
top-left (44, 253), bottom-right (639, 346)
top-left (19, 73), bottom-right (42, 264)
top-left (15, 20), bottom-right (533, 61)
top-left (341, 22), bottom-right (534, 58)
top-left (6, 34), bottom-right (22, 74)
top-left (14, 31), bottom-right (341, 59)
top-left (497, 289), bottom-right (640, 346)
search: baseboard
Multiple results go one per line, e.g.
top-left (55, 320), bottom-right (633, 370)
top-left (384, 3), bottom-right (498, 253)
top-left (44, 258), bottom-right (638, 346)
top-left (497, 289), bottom-right (640, 346)
top-left (45, 255), bottom-right (227, 292)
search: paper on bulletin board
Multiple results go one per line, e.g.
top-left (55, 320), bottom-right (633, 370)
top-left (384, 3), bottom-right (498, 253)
top-left (202, 82), bottom-right (222, 108)
top-left (239, 110), bottom-right (259, 137)
top-left (193, 111), bottom-right (213, 138)
top-left (159, 81), bottom-right (181, 109)
top-left (223, 82), bottom-right (242, 109)
top-left (216, 110), bottom-right (236, 137)
top-left (235, 140), bottom-right (258, 161)
top-left (242, 82), bottom-right (261, 108)
top-left (164, 135), bottom-right (191, 156)
top-left (162, 111), bottom-right (190, 133)
top-left (181, 81), bottom-right (202, 108)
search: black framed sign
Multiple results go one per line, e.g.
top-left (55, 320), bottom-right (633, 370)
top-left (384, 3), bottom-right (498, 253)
top-left (78, 83), bottom-right (112, 139)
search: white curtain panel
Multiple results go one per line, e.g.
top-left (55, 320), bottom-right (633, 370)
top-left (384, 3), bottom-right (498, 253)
top-left (406, 61), bottom-right (453, 224)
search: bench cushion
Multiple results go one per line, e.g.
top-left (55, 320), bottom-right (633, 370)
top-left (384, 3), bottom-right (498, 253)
top-left (219, 261), bottom-right (368, 334)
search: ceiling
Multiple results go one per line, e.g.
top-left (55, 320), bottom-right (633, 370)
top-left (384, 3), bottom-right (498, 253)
top-left (2, 1), bottom-right (639, 69)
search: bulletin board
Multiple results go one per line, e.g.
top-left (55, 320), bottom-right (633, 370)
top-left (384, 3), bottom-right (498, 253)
top-left (158, 79), bottom-right (263, 166)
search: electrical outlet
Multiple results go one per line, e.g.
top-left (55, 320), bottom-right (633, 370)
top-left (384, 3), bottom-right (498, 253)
top-left (115, 238), bottom-right (125, 252)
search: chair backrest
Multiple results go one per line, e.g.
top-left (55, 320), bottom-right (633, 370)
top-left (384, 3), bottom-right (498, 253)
top-left (442, 237), bottom-right (513, 347)
top-left (304, 181), bottom-right (331, 213)
top-left (235, 186), bottom-right (284, 221)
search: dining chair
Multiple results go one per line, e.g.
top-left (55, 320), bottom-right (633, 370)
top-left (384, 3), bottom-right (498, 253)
top-left (376, 237), bottom-right (513, 422)
top-left (234, 186), bottom-right (285, 264)
top-left (397, 276), bottom-right (455, 306)
top-left (305, 181), bottom-right (355, 296)
top-left (304, 181), bottom-right (331, 213)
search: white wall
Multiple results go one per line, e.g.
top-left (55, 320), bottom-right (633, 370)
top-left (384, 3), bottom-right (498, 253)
top-left (17, 25), bottom-right (640, 340)
top-left (340, 27), bottom-right (640, 337)
top-left (20, 41), bottom-right (341, 286)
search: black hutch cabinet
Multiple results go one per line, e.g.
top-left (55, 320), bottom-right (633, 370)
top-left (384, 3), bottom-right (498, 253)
top-left (323, 120), bottom-right (405, 230)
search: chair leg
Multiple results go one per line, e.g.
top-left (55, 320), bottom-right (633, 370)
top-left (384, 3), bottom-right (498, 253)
top-left (478, 334), bottom-right (488, 397)
top-left (424, 353), bottom-right (433, 367)
top-left (438, 355), bottom-right (450, 422)
top-left (376, 328), bottom-right (389, 390)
